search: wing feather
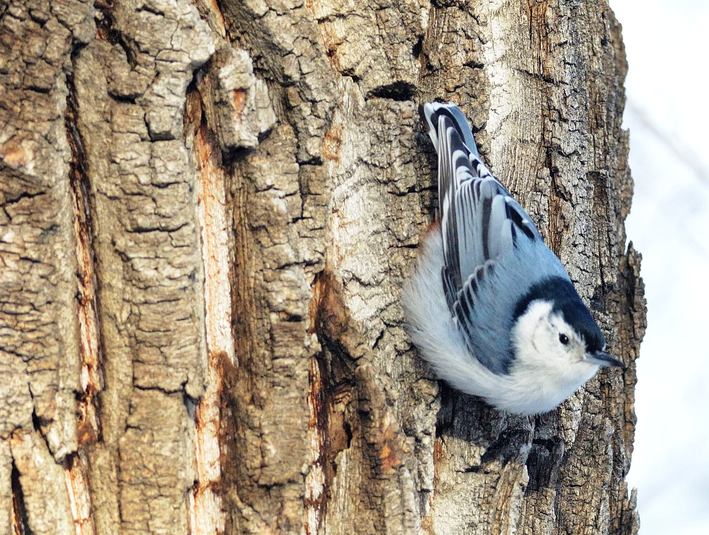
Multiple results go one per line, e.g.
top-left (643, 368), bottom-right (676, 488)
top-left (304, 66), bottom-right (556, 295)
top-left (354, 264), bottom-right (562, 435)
top-left (424, 103), bottom-right (542, 286)
top-left (423, 102), bottom-right (548, 374)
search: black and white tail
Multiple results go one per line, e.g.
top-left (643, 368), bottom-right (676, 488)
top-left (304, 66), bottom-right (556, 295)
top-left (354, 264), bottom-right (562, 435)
top-left (423, 102), bottom-right (485, 167)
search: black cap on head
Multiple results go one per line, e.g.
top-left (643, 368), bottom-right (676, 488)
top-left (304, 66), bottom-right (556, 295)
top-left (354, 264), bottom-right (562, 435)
top-left (514, 276), bottom-right (605, 352)
top-left (555, 297), bottom-right (605, 353)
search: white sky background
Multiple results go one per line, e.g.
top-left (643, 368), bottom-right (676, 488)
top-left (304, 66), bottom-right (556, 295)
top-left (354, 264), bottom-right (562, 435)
top-left (610, 1), bottom-right (709, 533)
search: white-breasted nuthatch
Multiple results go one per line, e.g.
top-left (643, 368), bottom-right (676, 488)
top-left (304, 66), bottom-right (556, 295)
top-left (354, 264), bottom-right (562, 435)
top-left (402, 102), bottom-right (624, 415)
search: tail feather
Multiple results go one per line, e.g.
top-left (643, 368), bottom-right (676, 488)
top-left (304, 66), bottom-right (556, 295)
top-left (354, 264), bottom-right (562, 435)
top-left (423, 102), bottom-right (481, 158)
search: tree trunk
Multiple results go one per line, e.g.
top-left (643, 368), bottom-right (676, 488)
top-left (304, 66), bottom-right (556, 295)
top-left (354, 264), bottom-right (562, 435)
top-left (0, 0), bottom-right (645, 533)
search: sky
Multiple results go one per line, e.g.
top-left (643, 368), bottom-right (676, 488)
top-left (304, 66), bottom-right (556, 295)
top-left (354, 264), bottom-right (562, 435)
top-left (609, 1), bottom-right (709, 533)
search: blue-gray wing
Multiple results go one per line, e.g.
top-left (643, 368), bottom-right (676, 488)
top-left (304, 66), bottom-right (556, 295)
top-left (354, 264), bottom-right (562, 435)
top-left (452, 238), bottom-right (568, 373)
top-left (423, 102), bottom-right (560, 374)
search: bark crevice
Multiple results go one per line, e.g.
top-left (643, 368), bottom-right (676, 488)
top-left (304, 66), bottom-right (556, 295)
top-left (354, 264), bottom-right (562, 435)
top-left (65, 65), bottom-right (103, 448)
top-left (10, 461), bottom-right (28, 535)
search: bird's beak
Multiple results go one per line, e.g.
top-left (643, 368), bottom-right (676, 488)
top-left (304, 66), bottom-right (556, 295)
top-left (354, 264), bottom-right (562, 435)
top-left (588, 351), bottom-right (625, 369)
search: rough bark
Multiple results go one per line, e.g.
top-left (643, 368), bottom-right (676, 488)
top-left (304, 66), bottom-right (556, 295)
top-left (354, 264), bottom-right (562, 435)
top-left (0, 0), bottom-right (645, 534)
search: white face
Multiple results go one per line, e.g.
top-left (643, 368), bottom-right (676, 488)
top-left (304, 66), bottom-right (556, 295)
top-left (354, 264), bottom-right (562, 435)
top-left (511, 301), bottom-right (599, 381)
top-left (535, 310), bottom-right (588, 365)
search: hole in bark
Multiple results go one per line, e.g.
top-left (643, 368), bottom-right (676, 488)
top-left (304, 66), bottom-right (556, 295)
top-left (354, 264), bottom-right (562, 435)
top-left (31, 408), bottom-right (49, 432)
top-left (412, 36), bottom-right (424, 58)
top-left (343, 420), bottom-right (352, 450)
top-left (367, 81), bottom-right (416, 102)
top-left (434, 385), bottom-right (455, 438)
top-left (108, 92), bottom-right (137, 104)
top-left (30, 407), bottom-right (56, 457)
top-left (462, 464), bottom-right (482, 473)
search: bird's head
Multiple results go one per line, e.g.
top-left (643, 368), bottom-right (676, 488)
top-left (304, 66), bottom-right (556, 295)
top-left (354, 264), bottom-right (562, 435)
top-left (511, 279), bottom-right (624, 384)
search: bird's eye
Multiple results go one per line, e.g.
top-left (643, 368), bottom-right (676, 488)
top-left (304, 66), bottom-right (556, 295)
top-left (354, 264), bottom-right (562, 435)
top-left (559, 333), bottom-right (569, 346)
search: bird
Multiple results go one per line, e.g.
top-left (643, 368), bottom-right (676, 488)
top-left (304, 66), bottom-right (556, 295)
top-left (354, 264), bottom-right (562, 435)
top-left (402, 102), bottom-right (624, 416)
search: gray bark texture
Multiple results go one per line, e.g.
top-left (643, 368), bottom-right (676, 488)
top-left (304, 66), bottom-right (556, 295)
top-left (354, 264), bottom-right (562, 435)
top-left (0, 0), bottom-right (645, 534)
